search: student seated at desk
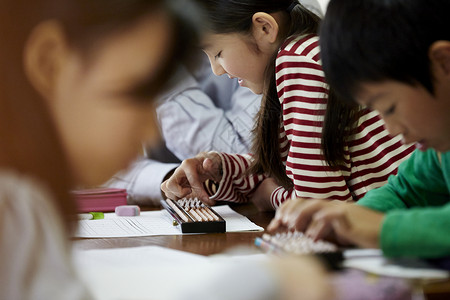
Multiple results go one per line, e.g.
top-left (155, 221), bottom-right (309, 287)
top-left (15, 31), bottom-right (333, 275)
top-left (105, 0), bottom-right (324, 206)
top-left (161, 0), bottom-right (415, 210)
top-left (0, 1), bottom-right (335, 300)
top-left (0, 0), bottom-right (201, 298)
top-left (269, 0), bottom-right (450, 259)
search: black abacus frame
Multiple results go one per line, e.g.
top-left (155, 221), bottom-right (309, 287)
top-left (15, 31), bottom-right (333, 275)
top-left (160, 199), bottom-right (226, 233)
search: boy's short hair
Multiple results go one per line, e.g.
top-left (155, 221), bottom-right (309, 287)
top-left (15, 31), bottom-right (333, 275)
top-left (320, 0), bottom-right (450, 102)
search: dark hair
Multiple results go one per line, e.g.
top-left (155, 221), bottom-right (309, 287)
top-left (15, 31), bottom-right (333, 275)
top-left (320, 0), bottom-right (450, 103)
top-left (321, 91), bottom-right (361, 169)
top-left (194, 0), bottom-right (357, 187)
top-left (0, 0), bottom-right (200, 233)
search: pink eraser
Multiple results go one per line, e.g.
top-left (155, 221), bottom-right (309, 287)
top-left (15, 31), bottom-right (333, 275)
top-left (115, 205), bottom-right (140, 216)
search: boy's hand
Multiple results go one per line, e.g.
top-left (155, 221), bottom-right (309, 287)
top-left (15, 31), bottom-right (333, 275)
top-left (267, 198), bottom-right (339, 233)
top-left (161, 152), bottom-right (222, 205)
top-left (308, 204), bottom-right (385, 248)
top-left (268, 199), bottom-right (384, 249)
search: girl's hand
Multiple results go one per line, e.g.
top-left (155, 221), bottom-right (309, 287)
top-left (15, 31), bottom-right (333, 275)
top-left (161, 152), bottom-right (222, 205)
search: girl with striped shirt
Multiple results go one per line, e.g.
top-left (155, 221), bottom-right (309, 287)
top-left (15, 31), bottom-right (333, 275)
top-left (161, 0), bottom-right (415, 210)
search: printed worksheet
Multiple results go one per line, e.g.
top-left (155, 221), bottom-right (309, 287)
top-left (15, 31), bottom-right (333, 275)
top-left (75, 205), bottom-right (263, 238)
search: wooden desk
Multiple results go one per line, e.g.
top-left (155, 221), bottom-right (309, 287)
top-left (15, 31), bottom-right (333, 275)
top-left (73, 202), bottom-right (273, 255)
top-left (73, 203), bottom-right (450, 299)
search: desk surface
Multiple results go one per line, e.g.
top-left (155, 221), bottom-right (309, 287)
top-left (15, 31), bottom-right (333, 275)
top-left (74, 203), bottom-right (272, 256)
top-left (73, 202), bottom-right (450, 299)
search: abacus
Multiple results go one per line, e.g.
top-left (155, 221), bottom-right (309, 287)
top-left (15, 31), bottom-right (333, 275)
top-left (160, 198), bottom-right (226, 233)
top-left (255, 232), bottom-right (343, 270)
top-left (256, 231), bottom-right (338, 255)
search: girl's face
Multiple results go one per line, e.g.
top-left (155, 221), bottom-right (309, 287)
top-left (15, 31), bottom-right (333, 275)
top-left (356, 80), bottom-right (450, 152)
top-left (50, 14), bottom-right (172, 186)
top-left (202, 33), bottom-right (273, 94)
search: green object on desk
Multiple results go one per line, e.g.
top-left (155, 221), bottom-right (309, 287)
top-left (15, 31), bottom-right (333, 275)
top-left (90, 212), bottom-right (104, 220)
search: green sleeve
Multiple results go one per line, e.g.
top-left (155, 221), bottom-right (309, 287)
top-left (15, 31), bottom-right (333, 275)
top-left (357, 149), bottom-right (450, 258)
top-left (381, 203), bottom-right (450, 257)
top-left (358, 149), bottom-right (448, 211)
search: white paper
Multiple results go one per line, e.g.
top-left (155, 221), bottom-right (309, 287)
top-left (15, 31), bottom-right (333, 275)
top-left (73, 246), bottom-right (273, 300)
top-left (343, 248), bottom-right (383, 259)
top-left (343, 255), bottom-right (449, 279)
top-left (74, 205), bottom-right (263, 238)
top-left (73, 246), bottom-right (209, 300)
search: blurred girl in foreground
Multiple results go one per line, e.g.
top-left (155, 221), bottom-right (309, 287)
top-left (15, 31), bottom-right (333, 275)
top-left (0, 0), bottom-right (200, 298)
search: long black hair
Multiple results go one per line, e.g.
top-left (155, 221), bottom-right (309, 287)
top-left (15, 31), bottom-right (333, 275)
top-left (193, 0), bottom-right (359, 188)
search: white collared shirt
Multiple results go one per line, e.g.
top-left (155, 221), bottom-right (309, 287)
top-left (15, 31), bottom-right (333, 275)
top-left (104, 55), bottom-right (261, 205)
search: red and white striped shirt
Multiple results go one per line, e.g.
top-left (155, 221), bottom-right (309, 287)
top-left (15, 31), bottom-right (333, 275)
top-left (209, 34), bottom-right (415, 208)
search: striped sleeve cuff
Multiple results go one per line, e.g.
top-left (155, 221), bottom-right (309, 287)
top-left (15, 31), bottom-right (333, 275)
top-left (209, 152), bottom-right (263, 203)
top-left (271, 187), bottom-right (297, 209)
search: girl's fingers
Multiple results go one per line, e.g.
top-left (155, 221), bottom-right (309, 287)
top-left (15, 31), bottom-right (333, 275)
top-left (160, 160), bottom-right (201, 199)
top-left (161, 176), bottom-right (191, 199)
top-left (179, 159), bottom-right (210, 199)
top-left (190, 184), bottom-right (211, 203)
top-left (202, 155), bottom-right (222, 182)
top-left (161, 154), bottom-right (223, 203)
top-left (201, 197), bottom-right (216, 206)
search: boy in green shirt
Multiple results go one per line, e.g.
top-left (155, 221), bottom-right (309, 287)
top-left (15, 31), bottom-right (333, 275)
top-left (268, 0), bottom-right (450, 258)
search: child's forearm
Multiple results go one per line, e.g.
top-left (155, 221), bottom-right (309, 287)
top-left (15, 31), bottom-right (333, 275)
top-left (250, 178), bottom-right (279, 212)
